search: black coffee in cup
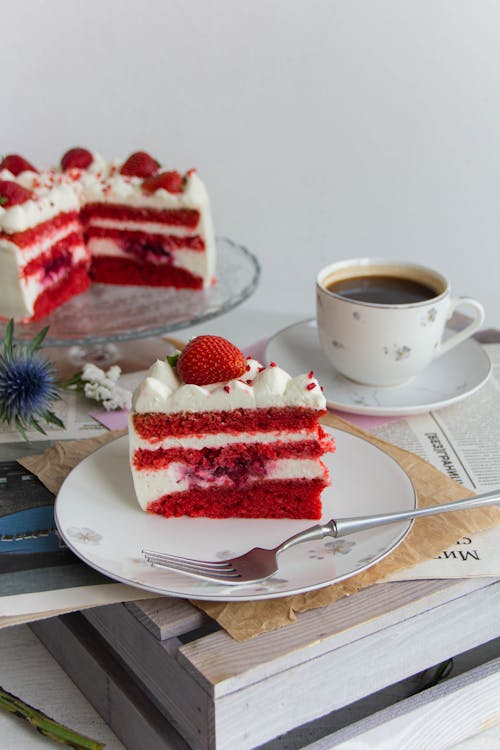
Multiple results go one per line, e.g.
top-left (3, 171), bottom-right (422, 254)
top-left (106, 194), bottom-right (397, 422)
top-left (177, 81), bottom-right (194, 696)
top-left (326, 274), bottom-right (438, 305)
top-left (317, 258), bottom-right (485, 385)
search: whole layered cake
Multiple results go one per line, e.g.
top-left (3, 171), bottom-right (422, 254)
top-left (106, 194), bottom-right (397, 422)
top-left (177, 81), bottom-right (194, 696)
top-left (129, 336), bottom-right (335, 519)
top-left (0, 148), bottom-right (216, 322)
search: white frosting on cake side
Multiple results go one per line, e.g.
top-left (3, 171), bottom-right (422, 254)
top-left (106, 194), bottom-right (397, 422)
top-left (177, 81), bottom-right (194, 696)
top-left (0, 175), bottom-right (80, 234)
top-left (0, 164), bottom-right (213, 233)
top-left (0, 152), bottom-right (217, 321)
top-left (131, 358), bottom-right (327, 413)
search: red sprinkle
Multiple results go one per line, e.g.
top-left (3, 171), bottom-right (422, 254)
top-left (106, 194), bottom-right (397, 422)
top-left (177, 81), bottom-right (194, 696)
top-left (308, 370), bottom-right (314, 378)
top-left (270, 362), bottom-right (277, 367)
top-left (224, 385), bottom-right (231, 393)
top-left (258, 367), bottom-right (265, 372)
top-left (306, 383), bottom-right (317, 391)
top-left (245, 364), bottom-right (251, 371)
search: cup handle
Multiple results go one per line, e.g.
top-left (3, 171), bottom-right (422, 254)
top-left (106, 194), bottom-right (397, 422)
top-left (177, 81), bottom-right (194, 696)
top-left (436, 297), bottom-right (485, 357)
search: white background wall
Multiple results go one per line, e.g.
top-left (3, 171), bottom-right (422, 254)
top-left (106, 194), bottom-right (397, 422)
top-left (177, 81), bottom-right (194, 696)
top-left (2, 0), bottom-right (499, 325)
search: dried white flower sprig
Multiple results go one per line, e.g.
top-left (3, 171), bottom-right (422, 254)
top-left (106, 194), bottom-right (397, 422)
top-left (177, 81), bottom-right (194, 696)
top-left (64, 363), bottom-right (132, 411)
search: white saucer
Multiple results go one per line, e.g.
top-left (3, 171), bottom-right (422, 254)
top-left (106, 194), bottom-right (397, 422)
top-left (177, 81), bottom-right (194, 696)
top-left (265, 319), bottom-right (492, 416)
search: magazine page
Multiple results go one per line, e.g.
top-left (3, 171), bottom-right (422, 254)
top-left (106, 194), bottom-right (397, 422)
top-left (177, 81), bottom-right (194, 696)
top-left (375, 342), bottom-right (500, 578)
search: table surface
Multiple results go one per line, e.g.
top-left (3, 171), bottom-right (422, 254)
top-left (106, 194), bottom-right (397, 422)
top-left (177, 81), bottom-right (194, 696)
top-left (1, 307), bottom-right (499, 750)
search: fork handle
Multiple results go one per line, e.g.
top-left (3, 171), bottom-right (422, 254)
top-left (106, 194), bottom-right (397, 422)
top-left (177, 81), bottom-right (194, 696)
top-left (330, 489), bottom-right (500, 537)
top-left (276, 489), bottom-right (500, 554)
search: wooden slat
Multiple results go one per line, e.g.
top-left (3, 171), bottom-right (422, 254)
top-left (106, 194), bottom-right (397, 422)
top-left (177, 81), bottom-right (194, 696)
top-left (198, 581), bottom-right (500, 749)
top-left (84, 603), bottom-right (215, 750)
top-left (31, 613), bottom-right (191, 750)
top-left (125, 597), bottom-right (210, 640)
top-left (174, 579), bottom-right (496, 692)
top-left (302, 656), bottom-right (500, 749)
top-left (83, 579), bottom-right (500, 750)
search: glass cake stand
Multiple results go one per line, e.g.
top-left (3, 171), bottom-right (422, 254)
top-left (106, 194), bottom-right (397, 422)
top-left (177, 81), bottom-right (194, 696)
top-left (4, 237), bottom-right (260, 367)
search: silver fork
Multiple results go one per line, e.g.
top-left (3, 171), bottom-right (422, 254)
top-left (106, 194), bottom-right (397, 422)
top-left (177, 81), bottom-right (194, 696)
top-left (142, 489), bottom-right (500, 585)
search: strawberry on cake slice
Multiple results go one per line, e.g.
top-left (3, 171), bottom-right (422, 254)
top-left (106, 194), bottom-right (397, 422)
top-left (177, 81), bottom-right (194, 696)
top-left (129, 335), bottom-right (335, 519)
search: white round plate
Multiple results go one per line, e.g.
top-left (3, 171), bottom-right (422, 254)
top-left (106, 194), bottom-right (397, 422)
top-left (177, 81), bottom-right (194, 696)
top-left (266, 319), bottom-right (492, 417)
top-left (55, 430), bottom-right (416, 602)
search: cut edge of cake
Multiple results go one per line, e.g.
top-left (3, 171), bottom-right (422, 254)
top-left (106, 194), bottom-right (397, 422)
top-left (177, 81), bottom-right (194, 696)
top-left (0, 149), bottom-right (216, 322)
top-left (128, 337), bottom-right (335, 520)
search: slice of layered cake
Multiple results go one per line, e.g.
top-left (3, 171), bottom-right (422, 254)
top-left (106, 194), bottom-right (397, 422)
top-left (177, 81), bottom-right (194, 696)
top-left (80, 150), bottom-right (215, 290)
top-left (0, 148), bottom-right (216, 322)
top-left (129, 336), bottom-right (334, 519)
top-left (0, 172), bottom-right (90, 322)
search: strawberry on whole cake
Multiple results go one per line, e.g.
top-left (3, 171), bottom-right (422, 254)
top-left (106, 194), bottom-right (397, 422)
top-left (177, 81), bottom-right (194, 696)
top-left (129, 335), bottom-right (335, 519)
top-left (0, 148), bottom-right (216, 322)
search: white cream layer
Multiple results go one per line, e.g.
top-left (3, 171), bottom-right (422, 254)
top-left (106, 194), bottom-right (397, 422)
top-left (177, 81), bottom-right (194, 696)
top-left (0, 235), bottom-right (88, 320)
top-left (0, 218), bottom-right (83, 267)
top-left (129, 428), bottom-right (315, 452)
top-left (0, 164), bottom-right (212, 235)
top-left (85, 218), bottom-right (201, 236)
top-left (0, 178), bottom-right (80, 234)
top-left (132, 358), bottom-right (326, 412)
top-left (87, 238), bottom-right (210, 281)
top-left (131, 459), bottom-right (324, 510)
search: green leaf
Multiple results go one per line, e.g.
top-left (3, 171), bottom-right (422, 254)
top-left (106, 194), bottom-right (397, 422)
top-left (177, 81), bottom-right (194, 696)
top-left (29, 416), bottom-right (47, 436)
top-left (60, 371), bottom-right (85, 389)
top-left (26, 325), bottom-right (49, 354)
top-left (166, 352), bottom-right (180, 369)
top-left (14, 417), bottom-right (28, 442)
top-left (44, 410), bottom-right (65, 429)
top-left (3, 319), bottom-right (14, 356)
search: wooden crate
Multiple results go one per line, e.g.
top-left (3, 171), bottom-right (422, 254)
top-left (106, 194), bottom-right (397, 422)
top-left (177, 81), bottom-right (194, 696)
top-left (31, 576), bottom-right (500, 750)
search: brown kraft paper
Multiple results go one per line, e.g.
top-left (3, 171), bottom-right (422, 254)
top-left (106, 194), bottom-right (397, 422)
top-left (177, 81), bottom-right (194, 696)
top-left (19, 414), bottom-right (500, 641)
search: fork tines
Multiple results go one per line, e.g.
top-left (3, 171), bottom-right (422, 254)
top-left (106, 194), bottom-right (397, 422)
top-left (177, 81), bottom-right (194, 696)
top-left (141, 549), bottom-right (241, 580)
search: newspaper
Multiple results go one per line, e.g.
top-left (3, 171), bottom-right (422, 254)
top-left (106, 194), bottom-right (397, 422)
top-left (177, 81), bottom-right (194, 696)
top-left (374, 341), bottom-right (500, 579)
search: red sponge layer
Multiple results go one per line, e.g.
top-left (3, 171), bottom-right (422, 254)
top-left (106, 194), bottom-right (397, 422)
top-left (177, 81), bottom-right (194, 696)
top-left (133, 436), bottom-right (334, 471)
top-left (81, 203), bottom-right (200, 229)
top-left (22, 232), bottom-right (84, 279)
top-left (30, 262), bottom-right (91, 321)
top-left (133, 408), bottom-right (325, 440)
top-left (86, 226), bottom-right (205, 252)
top-left (147, 478), bottom-right (326, 519)
top-left (90, 256), bottom-right (203, 288)
top-left (1, 211), bottom-right (80, 250)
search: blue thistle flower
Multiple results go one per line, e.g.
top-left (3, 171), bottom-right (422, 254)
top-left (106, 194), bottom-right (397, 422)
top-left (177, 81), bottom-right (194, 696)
top-left (0, 320), bottom-right (64, 439)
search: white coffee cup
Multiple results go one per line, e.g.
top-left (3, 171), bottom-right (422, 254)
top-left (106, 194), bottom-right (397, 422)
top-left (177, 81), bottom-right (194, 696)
top-left (316, 258), bottom-right (485, 387)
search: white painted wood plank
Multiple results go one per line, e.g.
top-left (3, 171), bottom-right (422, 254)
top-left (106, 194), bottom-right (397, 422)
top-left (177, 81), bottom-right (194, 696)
top-left (84, 603), bottom-right (215, 750)
top-left (31, 614), bottom-right (191, 750)
top-left (0, 624), bottom-right (125, 750)
top-left (452, 724), bottom-right (500, 749)
top-left (125, 597), bottom-right (209, 640)
top-left (84, 582), bottom-right (500, 750)
top-left (206, 582), bottom-right (500, 749)
top-left (178, 579), bottom-right (498, 694)
top-left (300, 656), bottom-right (500, 750)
